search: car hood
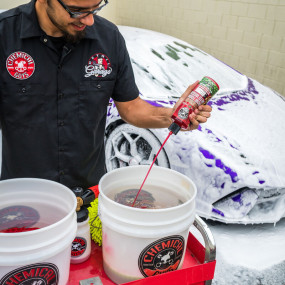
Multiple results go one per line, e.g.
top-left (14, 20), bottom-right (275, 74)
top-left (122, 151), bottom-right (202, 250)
top-left (165, 78), bottom-right (285, 223)
top-left (118, 25), bottom-right (248, 99)
top-left (118, 26), bottom-right (285, 224)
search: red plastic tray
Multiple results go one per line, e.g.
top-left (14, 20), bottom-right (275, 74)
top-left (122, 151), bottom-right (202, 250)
top-left (68, 232), bottom-right (216, 285)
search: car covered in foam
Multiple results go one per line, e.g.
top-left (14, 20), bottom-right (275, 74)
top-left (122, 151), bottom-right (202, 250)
top-left (105, 26), bottom-right (285, 224)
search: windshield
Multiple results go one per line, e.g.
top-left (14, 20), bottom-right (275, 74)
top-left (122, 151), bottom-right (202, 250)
top-left (119, 26), bottom-right (248, 100)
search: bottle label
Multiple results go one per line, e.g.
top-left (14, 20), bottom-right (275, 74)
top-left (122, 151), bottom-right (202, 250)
top-left (171, 76), bottom-right (219, 131)
top-left (188, 86), bottom-right (207, 105)
top-left (200, 76), bottom-right (219, 96)
top-left (188, 76), bottom-right (219, 105)
top-left (171, 102), bottom-right (194, 129)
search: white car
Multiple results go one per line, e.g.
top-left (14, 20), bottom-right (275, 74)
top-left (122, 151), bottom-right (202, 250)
top-left (105, 26), bottom-right (285, 224)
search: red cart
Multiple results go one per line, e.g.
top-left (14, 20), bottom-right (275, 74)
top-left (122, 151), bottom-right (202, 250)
top-left (69, 215), bottom-right (216, 285)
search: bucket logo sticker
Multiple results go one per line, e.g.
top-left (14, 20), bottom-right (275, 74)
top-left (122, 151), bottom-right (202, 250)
top-left (6, 51), bottom-right (35, 80)
top-left (0, 206), bottom-right (39, 231)
top-left (85, 53), bottom-right (112, 78)
top-left (138, 235), bottom-right (185, 277)
top-left (0, 263), bottom-right (59, 285)
top-left (71, 237), bottom-right (87, 257)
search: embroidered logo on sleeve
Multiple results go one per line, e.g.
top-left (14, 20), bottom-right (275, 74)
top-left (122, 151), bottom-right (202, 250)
top-left (85, 53), bottom-right (112, 78)
top-left (6, 51), bottom-right (35, 80)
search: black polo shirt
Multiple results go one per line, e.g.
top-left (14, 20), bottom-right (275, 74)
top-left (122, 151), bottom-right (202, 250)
top-left (0, 1), bottom-right (139, 188)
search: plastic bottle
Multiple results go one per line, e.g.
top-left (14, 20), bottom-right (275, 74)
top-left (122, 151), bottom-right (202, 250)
top-left (70, 187), bottom-right (95, 264)
top-left (70, 207), bottom-right (91, 264)
top-left (169, 76), bottom-right (219, 135)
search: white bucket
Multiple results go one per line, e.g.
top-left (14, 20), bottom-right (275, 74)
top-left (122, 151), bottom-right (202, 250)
top-left (98, 165), bottom-right (197, 284)
top-left (0, 178), bottom-right (77, 285)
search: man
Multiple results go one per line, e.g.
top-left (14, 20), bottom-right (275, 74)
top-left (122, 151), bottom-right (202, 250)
top-left (0, 0), bottom-right (212, 189)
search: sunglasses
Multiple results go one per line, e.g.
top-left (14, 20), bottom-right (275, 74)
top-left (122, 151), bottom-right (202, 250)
top-left (57, 0), bottom-right (108, 18)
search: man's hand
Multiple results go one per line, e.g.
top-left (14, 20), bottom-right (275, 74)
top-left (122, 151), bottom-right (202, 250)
top-left (186, 104), bottom-right (212, 131)
top-left (172, 81), bottom-right (213, 131)
top-left (115, 81), bottom-right (213, 131)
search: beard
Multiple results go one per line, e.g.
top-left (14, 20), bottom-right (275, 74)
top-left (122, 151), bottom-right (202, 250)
top-left (46, 1), bottom-right (86, 44)
top-left (62, 29), bottom-right (86, 44)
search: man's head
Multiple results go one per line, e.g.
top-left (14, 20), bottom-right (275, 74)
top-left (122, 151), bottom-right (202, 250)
top-left (36, 0), bottom-right (108, 43)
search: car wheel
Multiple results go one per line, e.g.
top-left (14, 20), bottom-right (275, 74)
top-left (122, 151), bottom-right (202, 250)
top-left (105, 124), bottom-right (170, 171)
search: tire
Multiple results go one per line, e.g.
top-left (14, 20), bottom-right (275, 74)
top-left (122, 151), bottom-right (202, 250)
top-left (105, 124), bottom-right (170, 171)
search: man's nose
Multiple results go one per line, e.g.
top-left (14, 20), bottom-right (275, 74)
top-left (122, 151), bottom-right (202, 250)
top-left (80, 13), bottom-right (94, 26)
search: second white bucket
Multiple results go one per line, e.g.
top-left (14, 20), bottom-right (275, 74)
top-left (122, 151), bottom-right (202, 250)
top-left (0, 178), bottom-right (77, 285)
top-left (98, 165), bottom-right (197, 284)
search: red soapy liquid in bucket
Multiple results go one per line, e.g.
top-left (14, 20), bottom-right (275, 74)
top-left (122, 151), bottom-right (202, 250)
top-left (0, 227), bottom-right (40, 233)
top-left (131, 131), bottom-right (173, 207)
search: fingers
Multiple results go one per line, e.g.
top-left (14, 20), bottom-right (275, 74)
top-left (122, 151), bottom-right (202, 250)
top-left (188, 114), bottom-right (200, 131)
top-left (194, 105), bottom-right (212, 120)
top-left (172, 84), bottom-right (213, 132)
top-left (185, 104), bottom-right (212, 131)
top-left (197, 105), bottom-right (212, 112)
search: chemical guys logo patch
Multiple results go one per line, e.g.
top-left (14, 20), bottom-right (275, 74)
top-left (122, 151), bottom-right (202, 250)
top-left (71, 237), bottom-right (87, 257)
top-left (6, 51), bottom-right (35, 80)
top-left (0, 263), bottom-right (59, 285)
top-left (85, 53), bottom-right (112, 78)
top-left (138, 235), bottom-right (185, 277)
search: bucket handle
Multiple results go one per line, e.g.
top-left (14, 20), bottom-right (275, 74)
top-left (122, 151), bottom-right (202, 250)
top-left (193, 215), bottom-right (216, 262)
top-left (193, 215), bottom-right (216, 285)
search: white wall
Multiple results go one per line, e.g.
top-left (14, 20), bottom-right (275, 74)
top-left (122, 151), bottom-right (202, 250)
top-left (0, 0), bottom-right (28, 9)
top-left (116, 0), bottom-right (285, 96)
top-left (0, 0), bottom-right (117, 22)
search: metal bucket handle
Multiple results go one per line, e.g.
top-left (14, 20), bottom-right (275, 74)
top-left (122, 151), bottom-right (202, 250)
top-left (193, 215), bottom-right (216, 285)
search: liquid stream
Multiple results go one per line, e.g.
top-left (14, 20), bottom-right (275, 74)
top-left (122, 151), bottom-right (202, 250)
top-left (131, 131), bottom-right (173, 207)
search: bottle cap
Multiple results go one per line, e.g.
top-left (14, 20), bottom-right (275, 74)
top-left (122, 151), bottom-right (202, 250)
top-left (168, 122), bottom-right (181, 135)
top-left (76, 207), bottom-right (89, 223)
top-left (72, 187), bottom-right (84, 197)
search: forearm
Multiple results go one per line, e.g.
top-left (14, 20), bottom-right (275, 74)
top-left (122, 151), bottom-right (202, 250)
top-left (114, 86), bottom-right (212, 131)
top-left (115, 97), bottom-right (172, 129)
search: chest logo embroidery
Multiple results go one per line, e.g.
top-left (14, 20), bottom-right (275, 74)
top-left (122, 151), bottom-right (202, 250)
top-left (6, 51), bottom-right (35, 80)
top-left (85, 53), bottom-right (112, 78)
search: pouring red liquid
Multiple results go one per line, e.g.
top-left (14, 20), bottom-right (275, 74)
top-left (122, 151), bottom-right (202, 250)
top-left (131, 77), bottom-right (219, 207)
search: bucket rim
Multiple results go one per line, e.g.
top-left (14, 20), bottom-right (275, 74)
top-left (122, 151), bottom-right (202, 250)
top-left (0, 178), bottom-right (77, 236)
top-left (98, 165), bottom-right (197, 212)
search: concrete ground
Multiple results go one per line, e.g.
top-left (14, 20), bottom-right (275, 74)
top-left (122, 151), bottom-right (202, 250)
top-left (190, 218), bottom-right (285, 285)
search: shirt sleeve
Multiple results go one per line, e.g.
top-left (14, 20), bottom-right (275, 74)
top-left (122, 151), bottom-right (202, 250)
top-left (111, 31), bottom-right (140, 102)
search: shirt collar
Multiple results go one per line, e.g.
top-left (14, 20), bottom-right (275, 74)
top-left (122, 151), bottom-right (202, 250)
top-left (20, 0), bottom-right (43, 39)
